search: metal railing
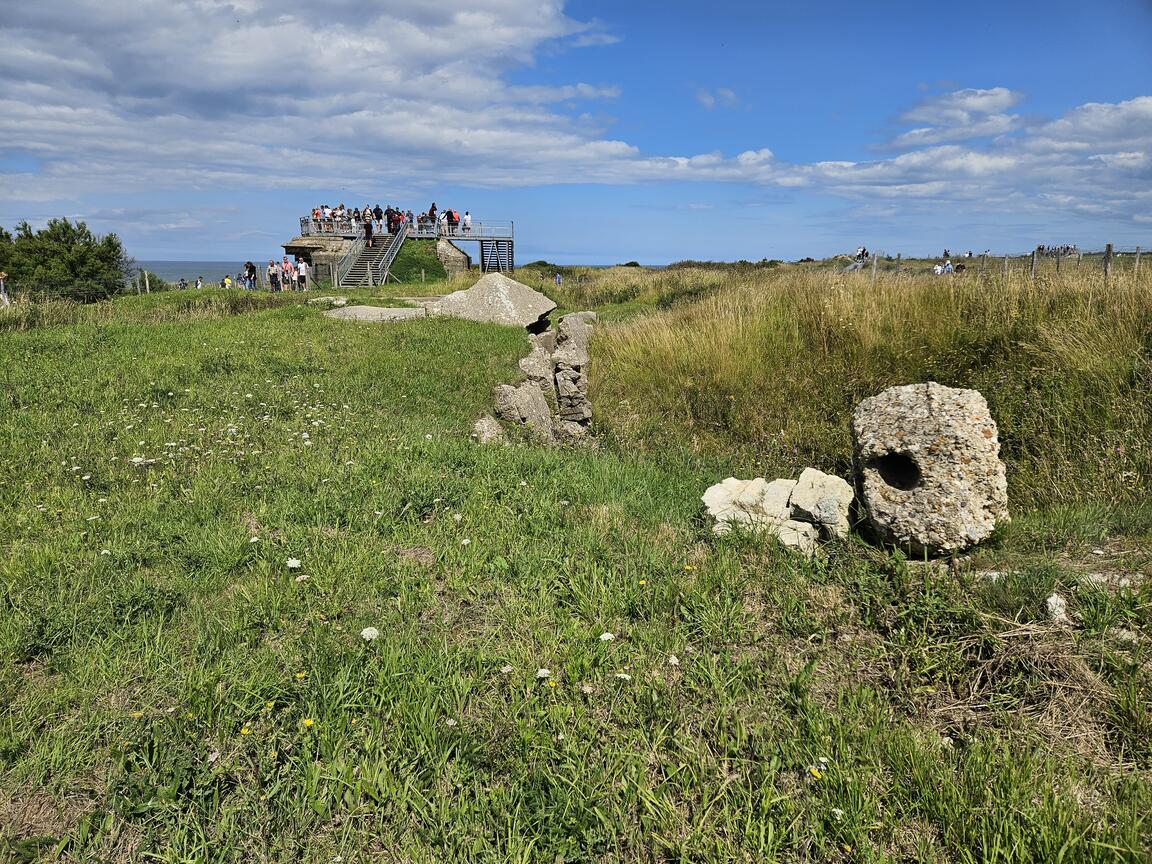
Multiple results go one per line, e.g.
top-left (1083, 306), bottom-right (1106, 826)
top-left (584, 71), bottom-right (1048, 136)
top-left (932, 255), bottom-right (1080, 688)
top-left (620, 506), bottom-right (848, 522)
top-left (407, 220), bottom-right (513, 240)
top-left (370, 225), bottom-right (409, 285)
top-left (334, 235), bottom-right (367, 288)
top-left (300, 215), bottom-right (514, 241)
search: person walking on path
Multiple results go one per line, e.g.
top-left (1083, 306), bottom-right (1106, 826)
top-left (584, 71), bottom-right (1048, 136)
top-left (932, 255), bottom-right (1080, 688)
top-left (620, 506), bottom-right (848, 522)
top-left (554, 271), bottom-right (562, 288)
top-left (364, 216), bottom-right (374, 245)
top-left (297, 258), bottom-right (308, 291)
top-left (268, 260), bottom-right (280, 292)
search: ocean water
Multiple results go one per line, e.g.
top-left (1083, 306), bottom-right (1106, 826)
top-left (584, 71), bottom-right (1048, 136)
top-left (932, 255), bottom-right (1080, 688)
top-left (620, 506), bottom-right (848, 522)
top-left (138, 261), bottom-right (257, 283)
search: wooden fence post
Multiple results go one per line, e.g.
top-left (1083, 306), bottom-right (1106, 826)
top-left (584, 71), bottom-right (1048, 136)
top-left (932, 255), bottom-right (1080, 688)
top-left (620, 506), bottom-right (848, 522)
top-left (871, 253), bottom-right (878, 286)
top-left (1135, 246), bottom-right (1141, 274)
top-left (1104, 243), bottom-right (1113, 280)
top-left (894, 253), bottom-right (901, 276)
top-left (980, 252), bottom-right (987, 275)
top-left (143, 270), bottom-right (151, 294)
top-left (1030, 249), bottom-right (1037, 280)
top-left (1055, 252), bottom-right (1061, 273)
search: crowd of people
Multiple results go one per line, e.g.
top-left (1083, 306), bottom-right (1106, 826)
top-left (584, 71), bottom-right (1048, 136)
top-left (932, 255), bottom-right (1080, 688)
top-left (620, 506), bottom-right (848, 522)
top-left (1039, 244), bottom-right (1079, 257)
top-left (308, 202), bottom-right (473, 241)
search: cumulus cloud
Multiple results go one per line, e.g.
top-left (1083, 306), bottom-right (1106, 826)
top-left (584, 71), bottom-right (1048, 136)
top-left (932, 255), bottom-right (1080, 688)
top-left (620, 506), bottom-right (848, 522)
top-left (696, 87), bottom-right (739, 110)
top-left (888, 87), bottom-right (1025, 147)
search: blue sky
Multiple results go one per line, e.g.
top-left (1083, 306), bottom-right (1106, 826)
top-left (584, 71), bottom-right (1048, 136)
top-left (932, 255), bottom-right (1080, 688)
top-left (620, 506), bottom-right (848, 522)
top-left (1, 0), bottom-right (1150, 263)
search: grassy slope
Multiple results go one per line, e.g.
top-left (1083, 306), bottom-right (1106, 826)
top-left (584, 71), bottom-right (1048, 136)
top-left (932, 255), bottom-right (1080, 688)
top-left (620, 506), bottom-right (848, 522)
top-left (0, 277), bottom-right (1149, 862)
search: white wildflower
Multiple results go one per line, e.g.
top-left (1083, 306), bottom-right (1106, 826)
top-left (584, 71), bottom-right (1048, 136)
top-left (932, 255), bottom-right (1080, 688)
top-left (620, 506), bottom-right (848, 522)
top-left (460, 538), bottom-right (471, 547)
top-left (536, 668), bottom-right (551, 679)
top-left (360, 627), bottom-right (380, 642)
top-left (500, 665), bottom-right (513, 674)
top-left (667, 654), bottom-right (680, 666)
top-left (100, 549), bottom-right (111, 556)
top-left (453, 513), bottom-right (462, 524)
top-left (444, 718), bottom-right (457, 727)
top-left (249, 536), bottom-right (259, 544)
top-left (614, 673), bottom-right (632, 681)
top-left (286, 558), bottom-right (302, 569)
top-left (580, 684), bottom-right (594, 695)
top-left (599, 632), bottom-right (615, 642)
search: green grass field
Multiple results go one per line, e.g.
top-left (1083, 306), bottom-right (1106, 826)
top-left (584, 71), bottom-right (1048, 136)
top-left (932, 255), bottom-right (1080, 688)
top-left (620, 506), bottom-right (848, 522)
top-left (1, 267), bottom-right (1150, 862)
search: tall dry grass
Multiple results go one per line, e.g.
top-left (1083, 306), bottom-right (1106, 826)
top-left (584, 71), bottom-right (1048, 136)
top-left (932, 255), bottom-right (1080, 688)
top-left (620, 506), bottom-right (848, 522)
top-left (593, 267), bottom-right (1152, 508)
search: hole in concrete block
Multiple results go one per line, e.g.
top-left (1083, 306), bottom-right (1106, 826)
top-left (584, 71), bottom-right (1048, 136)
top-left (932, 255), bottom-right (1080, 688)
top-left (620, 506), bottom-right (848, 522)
top-left (869, 452), bottom-right (922, 491)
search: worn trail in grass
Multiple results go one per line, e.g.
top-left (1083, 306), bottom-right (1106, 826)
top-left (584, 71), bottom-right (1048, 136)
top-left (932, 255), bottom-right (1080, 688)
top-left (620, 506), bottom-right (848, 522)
top-left (1, 291), bottom-right (1150, 862)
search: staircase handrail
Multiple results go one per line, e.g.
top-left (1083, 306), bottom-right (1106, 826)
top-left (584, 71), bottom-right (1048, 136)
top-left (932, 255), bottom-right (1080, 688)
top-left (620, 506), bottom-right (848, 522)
top-left (334, 235), bottom-right (367, 288)
top-left (370, 225), bottom-right (409, 285)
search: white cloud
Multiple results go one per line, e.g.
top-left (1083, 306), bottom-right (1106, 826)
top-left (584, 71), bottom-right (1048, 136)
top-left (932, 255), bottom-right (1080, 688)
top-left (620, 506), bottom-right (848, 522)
top-left (888, 87), bottom-right (1024, 147)
top-left (696, 87), bottom-right (739, 110)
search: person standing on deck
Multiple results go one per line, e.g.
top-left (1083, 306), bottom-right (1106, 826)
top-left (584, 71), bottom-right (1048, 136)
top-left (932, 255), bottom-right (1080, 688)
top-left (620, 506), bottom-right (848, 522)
top-left (462, 211), bottom-right (472, 232)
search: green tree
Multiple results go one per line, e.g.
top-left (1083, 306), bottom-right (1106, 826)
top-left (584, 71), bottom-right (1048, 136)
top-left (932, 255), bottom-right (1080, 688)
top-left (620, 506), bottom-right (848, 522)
top-left (8, 218), bottom-right (133, 301)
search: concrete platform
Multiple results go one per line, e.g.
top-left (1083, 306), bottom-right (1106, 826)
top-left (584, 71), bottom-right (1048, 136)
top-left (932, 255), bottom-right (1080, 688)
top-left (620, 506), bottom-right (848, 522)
top-left (323, 305), bottom-right (428, 322)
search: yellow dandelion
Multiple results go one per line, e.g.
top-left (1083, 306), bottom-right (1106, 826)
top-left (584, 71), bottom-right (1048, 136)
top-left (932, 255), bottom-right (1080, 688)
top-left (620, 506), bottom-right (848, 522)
top-left (241, 726), bottom-right (251, 736)
top-left (808, 767), bottom-right (823, 780)
top-left (185, 712), bottom-right (194, 720)
top-left (269, 750), bottom-right (278, 759)
top-left (639, 579), bottom-right (648, 586)
top-left (546, 680), bottom-right (558, 688)
top-left (350, 717), bottom-right (359, 726)
top-left (265, 701), bottom-right (274, 710)
top-left (295, 672), bottom-right (306, 680)
top-left (130, 711), bottom-right (143, 719)
top-left (302, 718), bottom-right (314, 728)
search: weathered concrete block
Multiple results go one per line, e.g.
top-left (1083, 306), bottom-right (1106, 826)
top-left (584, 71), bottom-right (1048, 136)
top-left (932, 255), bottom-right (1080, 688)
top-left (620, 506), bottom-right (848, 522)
top-left (852, 382), bottom-right (1009, 556)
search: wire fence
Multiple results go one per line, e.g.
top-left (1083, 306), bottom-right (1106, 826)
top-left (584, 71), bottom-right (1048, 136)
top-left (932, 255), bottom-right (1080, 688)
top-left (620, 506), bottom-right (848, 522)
top-left (1, 243), bottom-right (1148, 310)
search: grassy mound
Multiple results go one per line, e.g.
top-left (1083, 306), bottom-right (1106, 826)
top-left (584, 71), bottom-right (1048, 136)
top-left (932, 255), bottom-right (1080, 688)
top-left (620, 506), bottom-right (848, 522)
top-left (0, 280), bottom-right (1149, 861)
top-left (389, 239), bottom-right (447, 284)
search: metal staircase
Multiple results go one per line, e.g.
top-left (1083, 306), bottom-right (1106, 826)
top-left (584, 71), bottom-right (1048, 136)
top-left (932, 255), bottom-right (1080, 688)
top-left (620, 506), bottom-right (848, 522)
top-left (479, 239), bottom-right (514, 273)
top-left (338, 228), bottom-right (407, 287)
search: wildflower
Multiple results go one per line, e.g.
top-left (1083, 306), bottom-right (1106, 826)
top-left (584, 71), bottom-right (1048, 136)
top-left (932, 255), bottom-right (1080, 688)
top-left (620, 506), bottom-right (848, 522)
top-left (460, 538), bottom-right (471, 547)
top-left (249, 536), bottom-right (259, 544)
top-left (667, 654), bottom-right (680, 667)
top-left (445, 718), bottom-right (458, 727)
top-left (500, 665), bottom-right (513, 674)
top-left (808, 767), bottom-right (823, 780)
top-left (639, 579), bottom-right (648, 586)
top-left (599, 632), bottom-right (615, 642)
top-left (581, 684), bottom-right (594, 694)
top-left (241, 726), bottom-right (251, 736)
top-left (831, 807), bottom-right (844, 820)
top-left (295, 672), bottom-right (307, 680)
top-left (81, 474), bottom-right (91, 481)
top-left (452, 513), bottom-right (462, 523)
top-left (302, 718), bottom-right (314, 728)
top-left (100, 549), bottom-right (111, 556)
top-left (186, 712), bottom-right (195, 720)
top-left (286, 557), bottom-right (302, 569)
top-left (360, 626), bottom-right (380, 642)
top-left (614, 673), bottom-right (632, 682)
top-left (130, 711), bottom-right (143, 719)
top-left (207, 750), bottom-right (220, 763)
top-left (265, 701), bottom-right (274, 710)
top-left (536, 668), bottom-right (551, 679)
top-left (294, 574), bottom-right (310, 583)
top-left (546, 680), bottom-right (558, 688)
